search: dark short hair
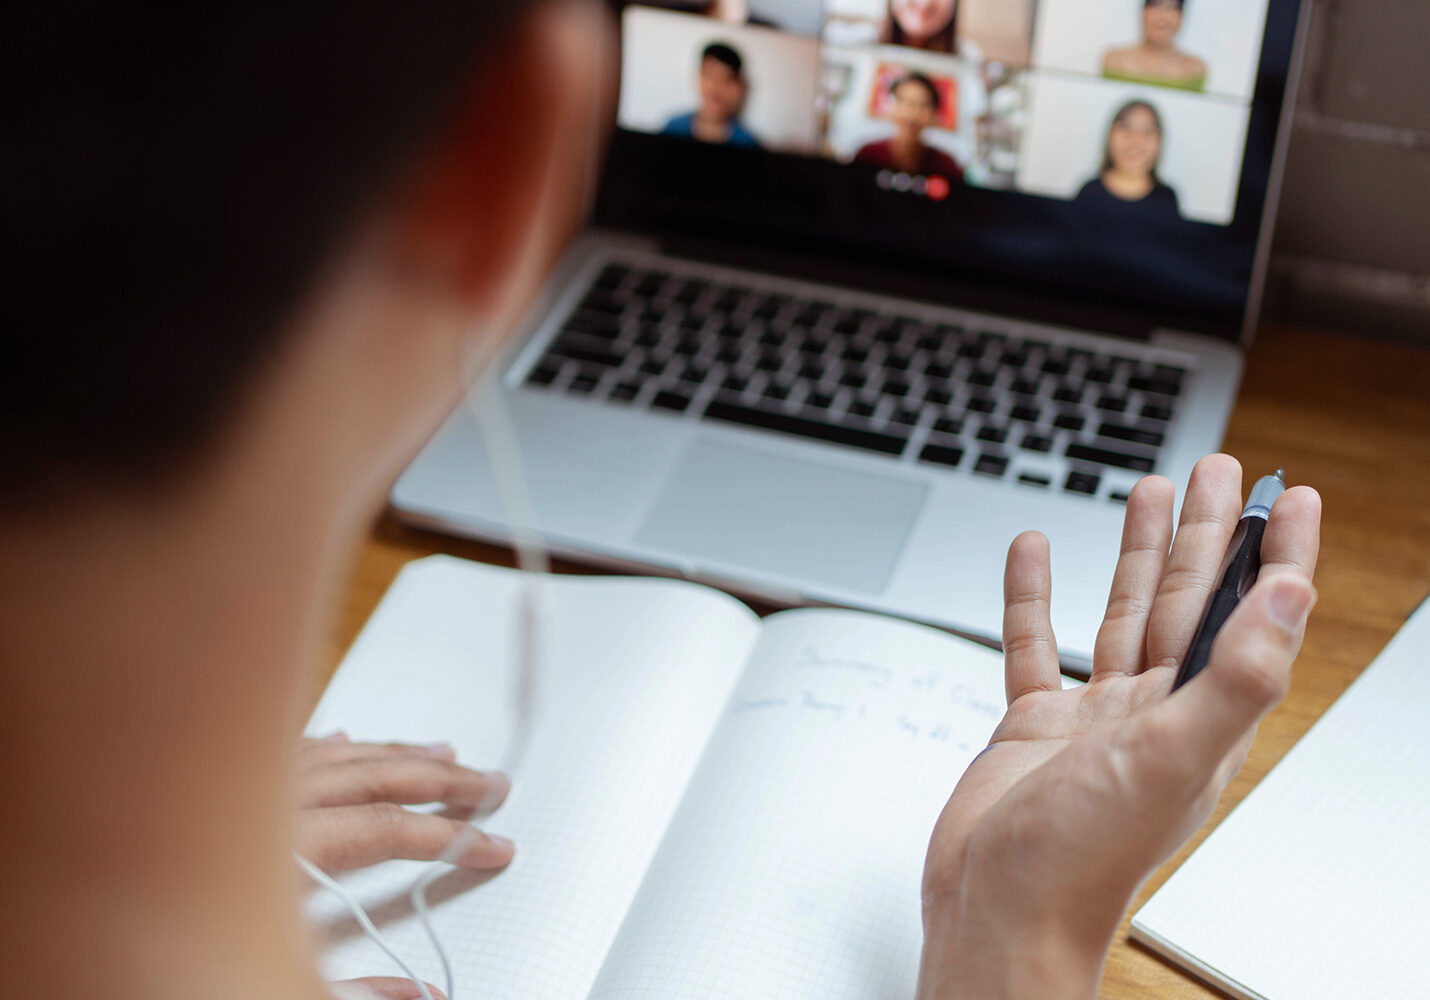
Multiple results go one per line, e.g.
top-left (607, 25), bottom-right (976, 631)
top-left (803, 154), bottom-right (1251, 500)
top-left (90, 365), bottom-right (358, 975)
top-left (2, 2), bottom-right (525, 510)
top-left (1145, 0), bottom-right (1186, 9)
top-left (891, 72), bottom-right (941, 113)
top-left (701, 42), bottom-right (744, 76)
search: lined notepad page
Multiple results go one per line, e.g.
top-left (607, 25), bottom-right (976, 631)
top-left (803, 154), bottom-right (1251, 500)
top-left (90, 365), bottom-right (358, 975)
top-left (589, 608), bottom-right (1012, 999)
top-left (305, 557), bottom-right (761, 999)
top-left (1132, 598), bottom-right (1430, 1000)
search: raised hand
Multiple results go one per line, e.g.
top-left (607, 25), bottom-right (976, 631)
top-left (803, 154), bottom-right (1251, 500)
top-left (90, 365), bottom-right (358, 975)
top-left (917, 454), bottom-right (1321, 999)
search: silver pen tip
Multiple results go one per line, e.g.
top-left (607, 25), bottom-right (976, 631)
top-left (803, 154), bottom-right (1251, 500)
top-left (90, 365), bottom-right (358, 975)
top-left (1275, 467), bottom-right (1285, 482)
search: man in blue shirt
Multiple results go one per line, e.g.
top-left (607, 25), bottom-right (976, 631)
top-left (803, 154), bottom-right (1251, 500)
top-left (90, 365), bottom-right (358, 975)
top-left (662, 41), bottom-right (762, 147)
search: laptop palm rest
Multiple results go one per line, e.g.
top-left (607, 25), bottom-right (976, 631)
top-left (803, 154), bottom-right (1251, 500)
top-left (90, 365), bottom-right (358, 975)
top-left (633, 438), bottom-right (928, 595)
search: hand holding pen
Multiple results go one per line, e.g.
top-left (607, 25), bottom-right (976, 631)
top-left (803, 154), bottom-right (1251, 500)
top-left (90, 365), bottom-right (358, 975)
top-left (1172, 469), bottom-right (1288, 690)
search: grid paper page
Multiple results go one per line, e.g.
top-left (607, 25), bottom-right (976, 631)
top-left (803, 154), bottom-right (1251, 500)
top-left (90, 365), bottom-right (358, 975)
top-left (1132, 598), bottom-right (1430, 1000)
top-left (305, 556), bottom-right (761, 999)
top-left (589, 608), bottom-right (1011, 999)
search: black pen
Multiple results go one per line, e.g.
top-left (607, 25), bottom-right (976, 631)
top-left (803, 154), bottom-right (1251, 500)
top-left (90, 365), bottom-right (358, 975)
top-left (1172, 469), bottom-right (1287, 690)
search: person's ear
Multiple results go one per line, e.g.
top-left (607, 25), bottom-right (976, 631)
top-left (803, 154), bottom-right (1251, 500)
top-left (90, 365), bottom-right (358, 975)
top-left (392, 0), bottom-right (617, 373)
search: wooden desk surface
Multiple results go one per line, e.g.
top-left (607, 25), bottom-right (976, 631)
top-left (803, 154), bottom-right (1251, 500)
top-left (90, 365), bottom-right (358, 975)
top-left (328, 323), bottom-right (1430, 999)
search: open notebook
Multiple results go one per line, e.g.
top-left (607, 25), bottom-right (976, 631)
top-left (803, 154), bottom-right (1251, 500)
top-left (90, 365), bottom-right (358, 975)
top-left (305, 555), bottom-right (1024, 998)
top-left (1130, 596), bottom-right (1430, 999)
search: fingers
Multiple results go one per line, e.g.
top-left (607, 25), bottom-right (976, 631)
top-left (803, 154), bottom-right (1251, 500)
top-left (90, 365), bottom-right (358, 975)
top-left (297, 756), bottom-right (510, 814)
top-left (329, 977), bottom-right (446, 1000)
top-left (1002, 531), bottom-right (1061, 704)
top-left (1259, 485), bottom-right (1322, 582)
top-left (299, 737), bottom-right (458, 768)
top-left (1140, 573), bottom-right (1316, 783)
top-left (1144, 454), bottom-right (1243, 675)
top-left (298, 803), bottom-right (516, 872)
top-left (1092, 475), bottom-right (1175, 680)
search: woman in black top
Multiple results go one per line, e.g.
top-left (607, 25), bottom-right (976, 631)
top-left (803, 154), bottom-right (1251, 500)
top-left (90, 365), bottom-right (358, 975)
top-left (1074, 99), bottom-right (1182, 235)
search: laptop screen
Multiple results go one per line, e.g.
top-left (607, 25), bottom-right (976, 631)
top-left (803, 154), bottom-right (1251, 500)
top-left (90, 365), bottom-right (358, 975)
top-left (600, 0), bottom-right (1304, 340)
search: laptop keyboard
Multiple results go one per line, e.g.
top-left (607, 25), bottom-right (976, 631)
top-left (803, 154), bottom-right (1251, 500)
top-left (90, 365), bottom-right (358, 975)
top-left (522, 260), bottom-right (1187, 504)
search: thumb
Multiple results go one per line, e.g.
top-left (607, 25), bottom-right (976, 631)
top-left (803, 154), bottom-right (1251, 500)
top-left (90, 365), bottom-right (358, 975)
top-left (1169, 572), bottom-right (1316, 771)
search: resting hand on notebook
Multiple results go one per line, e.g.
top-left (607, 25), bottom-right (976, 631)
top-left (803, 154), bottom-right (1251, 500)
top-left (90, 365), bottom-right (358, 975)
top-left (293, 733), bottom-right (514, 873)
top-left (916, 453), bottom-right (1322, 1000)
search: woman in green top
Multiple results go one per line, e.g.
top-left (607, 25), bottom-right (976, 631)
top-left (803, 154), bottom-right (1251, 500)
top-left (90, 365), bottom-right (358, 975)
top-left (1102, 0), bottom-right (1208, 93)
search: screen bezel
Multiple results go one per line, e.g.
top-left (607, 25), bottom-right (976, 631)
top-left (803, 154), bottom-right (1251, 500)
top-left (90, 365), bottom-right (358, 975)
top-left (594, 0), bottom-right (1309, 345)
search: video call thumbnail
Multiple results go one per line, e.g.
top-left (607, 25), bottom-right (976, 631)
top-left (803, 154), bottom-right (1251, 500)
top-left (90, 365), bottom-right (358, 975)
top-left (618, 0), bottom-right (1271, 227)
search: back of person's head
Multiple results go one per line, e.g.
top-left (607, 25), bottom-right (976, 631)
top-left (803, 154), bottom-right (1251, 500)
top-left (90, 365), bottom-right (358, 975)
top-left (2, 2), bottom-right (525, 512)
top-left (701, 42), bottom-right (744, 76)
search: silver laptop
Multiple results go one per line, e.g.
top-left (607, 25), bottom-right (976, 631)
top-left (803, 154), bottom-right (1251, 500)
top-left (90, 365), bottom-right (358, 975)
top-left (392, 0), bottom-right (1309, 671)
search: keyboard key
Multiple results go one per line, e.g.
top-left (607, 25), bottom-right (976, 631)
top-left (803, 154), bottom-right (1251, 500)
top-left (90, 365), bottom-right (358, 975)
top-left (1096, 394), bottom-right (1128, 413)
top-left (579, 288), bottom-right (625, 315)
top-left (569, 372), bottom-right (600, 394)
top-left (763, 382), bottom-right (791, 401)
top-left (967, 396), bottom-right (996, 413)
top-left (890, 406), bottom-right (922, 426)
top-left (594, 264), bottom-right (628, 289)
top-left (1009, 377), bottom-right (1040, 396)
top-left (634, 271), bottom-right (668, 297)
top-left (932, 416), bottom-right (963, 435)
top-left (883, 379), bottom-right (912, 398)
top-left (1098, 422), bottom-right (1165, 448)
top-left (1053, 385), bottom-right (1083, 404)
top-left (608, 381), bottom-right (641, 403)
top-left (703, 401), bottom-right (908, 456)
top-left (1041, 357), bottom-right (1071, 376)
top-left (565, 308), bottom-right (622, 337)
top-left (1127, 374), bottom-right (1182, 396)
top-left (1084, 365), bottom-right (1115, 384)
top-left (1065, 443), bottom-right (1155, 472)
top-left (1141, 402), bottom-right (1174, 422)
top-left (1021, 433), bottom-right (1053, 453)
top-left (974, 453), bottom-right (1009, 477)
top-left (651, 389), bottom-right (691, 413)
top-left (1053, 412), bottom-right (1086, 432)
top-left (968, 368), bottom-right (997, 388)
top-left (1017, 473), bottom-right (1051, 488)
top-left (925, 387), bottom-right (954, 407)
top-left (977, 424), bottom-right (1009, 444)
top-left (883, 349), bottom-right (913, 372)
top-left (551, 336), bottom-right (622, 369)
top-left (672, 280), bottom-right (705, 305)
top-left (1065, 470), bottom-right (1100, 495)
top-left (639, 359), bottom-right (665, 376)
top-left (1010, 404), bottom-right (1041, 423)
top-left (848, 400), bottom-right (877, 419)
top-left (842, 343), bottom-right (871, 364)
top-left (1108, 490), bottom-right (1131, 504)
top-left (839, 371), bottom-right (867, 389)
top-left (806, 390), bottom-right (835, 410)
top-left (722, 374), bottom-right (749, 393)
top-left (526, 363), bottom-right (561, 387)
top-left (925, 360), bottom-right (955, 380)
top-left (919, 444), bottom-right (965, 469)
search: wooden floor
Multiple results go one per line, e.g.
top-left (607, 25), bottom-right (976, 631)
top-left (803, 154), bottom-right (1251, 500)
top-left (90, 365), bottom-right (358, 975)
top-left (327, 322), bottom-right (1430, 998)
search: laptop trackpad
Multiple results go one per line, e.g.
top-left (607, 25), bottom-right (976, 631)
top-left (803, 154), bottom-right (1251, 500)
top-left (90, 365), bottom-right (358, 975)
top-left (633, 438), bottom-right (928, 594)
